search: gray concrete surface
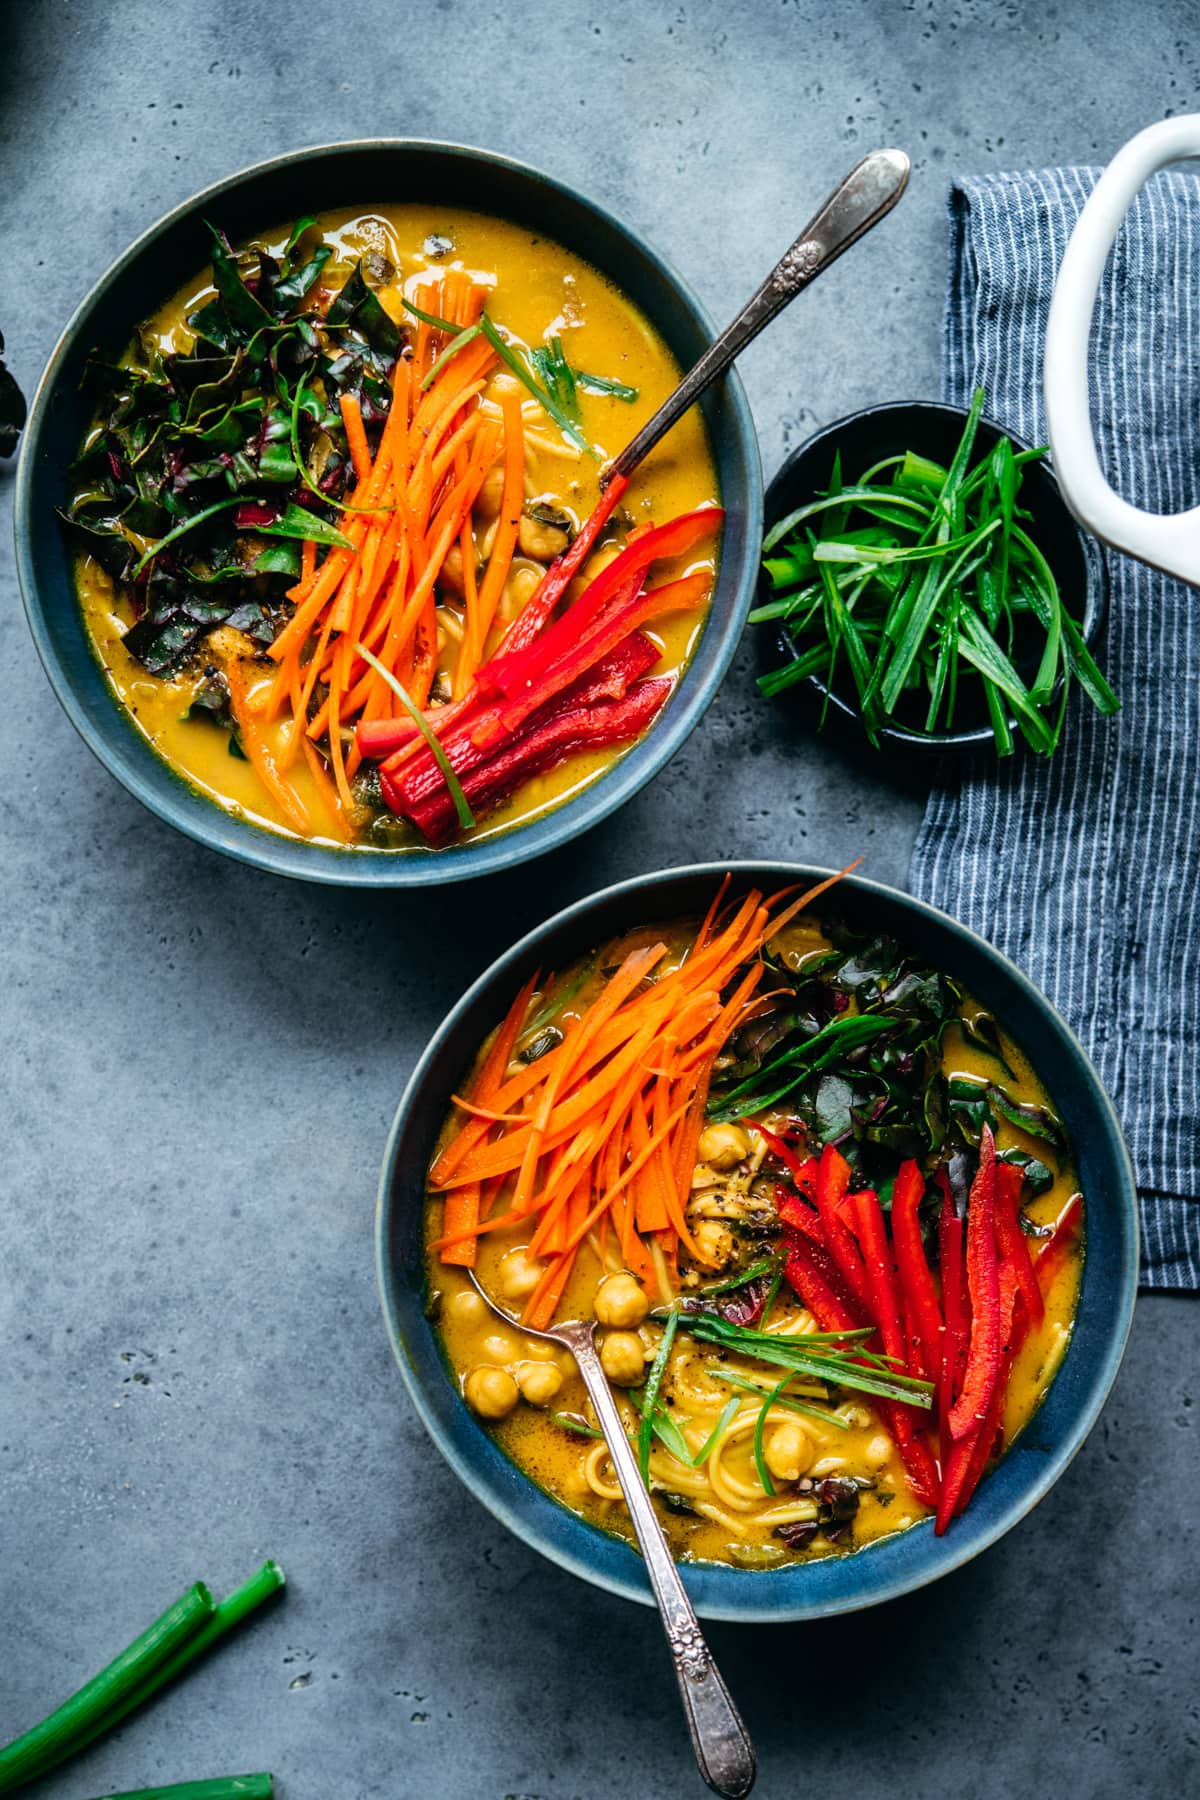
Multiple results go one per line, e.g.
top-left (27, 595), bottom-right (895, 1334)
top-left (1, 2), bottom-right (1196, 1796)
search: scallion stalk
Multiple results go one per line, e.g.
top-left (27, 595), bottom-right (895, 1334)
top-left (30, 1563), bottom-right (286, 1787)
top-left (0, 1585), bottom-right (215, 1796)
top-left (88, 1779), bottom-right (274, 1800)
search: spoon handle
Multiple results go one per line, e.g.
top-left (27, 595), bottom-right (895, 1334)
top-left (605, 147), bottom-right (910, 485)
top-left (568, 1328), bottom-right (756, 1798)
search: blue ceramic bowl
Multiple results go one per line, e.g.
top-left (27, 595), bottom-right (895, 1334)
top-left (14, 140), bottom-right (761, 887)
top-left (758, 401), bottom-right (1108, 757)
top-left (377, 861), bottom-right (1138, 1623)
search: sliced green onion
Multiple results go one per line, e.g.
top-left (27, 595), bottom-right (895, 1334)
top-left (638, 1304), bottom-right (680, 1487)
top-left (131, 499), bottom-right (245, 576)
top-left (689, 1396), bottom-right (741, 1468)
top-left (420, 323), bottom-right (483, 392)
top-left (697, 1256), bottom-right (779, 1296)
top-left (353, 644), bottom-right (475, 830)
top-left (478, 316), bottom-right (594, 455)
top-left (575, 369), bottom-right (640, 402)
top-left (551, 1411), bottom-right (604, 1440)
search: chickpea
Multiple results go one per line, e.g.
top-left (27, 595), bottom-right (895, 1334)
top-left (692, 1219), bottom-right (736, 1267)
top-left (594, 1271), bottom-right (650, 1329)
top-left (438, 543), bottom-right (468, 596)
top-left (518, 503), bottom-right (572, 562)
top-left (582, 544), bottom-right (622, 579)
top-left (481, 1330), bottom-right (518, 1364)
top-left (464, 1365), bottom-right (518, 1419)
top-left (447, 1287), bottom-right (487, 1325)
top-left (763, 1421), bottom-right (813, 1484)
top-left (600, 1329), bottom-right (647, 1387)
top-left (696, 1121), bottom-right (751, 1171)
top-left (497, 1247), bottom-right (543, 1302)
top-left (475, 461), bottom-right (507, 519)
top-left (498, 562), bottom-right (542, 623)
top-left (205, 624), bottom-right (260, 665)
top-left (516, 1360), bottom-right (564, 1407)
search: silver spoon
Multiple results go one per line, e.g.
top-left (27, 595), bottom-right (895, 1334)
top-left (605, 147), bottom-right (911, 487)
top-left (466, 1268), bottom-right (754, 1797)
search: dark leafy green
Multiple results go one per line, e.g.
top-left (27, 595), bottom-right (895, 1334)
top-left (708, 917), bottom-right (1067, 1188)
top-left (64, 218), bottom-right (400, 676)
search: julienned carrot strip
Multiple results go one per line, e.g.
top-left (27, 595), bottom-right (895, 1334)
top-left (224, 660), bottom-right (310, 834)
top-left (431, 973), bottom-right (540, 1187)
top-left (523, 1240), bottom-right (580, 1330)
top-left (632, 1088), bottom-right (671, 1234)
top-left (340, 393), bottom-right (372, 482)
top-left (430, 1205), bottom-right (528, 1254)
top-left (514, 942), bottom-right (669, 1211)
top-left (301, 539), bottom-right (317, 586)
top-left (470, 391), bottom-right (524, 667)
top-left (439, 1181), bottom-right (483, 1269)
top-left (381, 423), bottom-right (500, 666)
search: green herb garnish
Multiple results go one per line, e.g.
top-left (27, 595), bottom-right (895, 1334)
top-left (670, 1313), bottom-right (933, 1409)
top-left (638, 1304), bottom-right (680, 1486)
top-left (755, 386), bottom-right (1120, 754)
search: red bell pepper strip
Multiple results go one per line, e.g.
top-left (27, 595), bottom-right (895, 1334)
top-left (1034, 1193), bottom-right (1084, 1297)
top-left (775, 1188), bottom-right (822, 1239)
top-left (850, 1188), bottom-right (940, 1511)
top-left (936, 1264), bottom-right (1019, 1531)
top-left (948, 1126), bottom-right (1001, 1442)
top-left (758, 1127), bottom-right (817, 1195)
top-left (482, 470), bottom-right (633, 674)
top-left (936, 1175), bottom-right (969, 1454)
top-left (386, 633), bottom-right (662, 813)
top-left (994, 1161), bottom-right (1044, 1327)
top-left (813, 1144), bottom-right (873, 1314)
top-left (388, 676), bottom-right (671, 844)
top-left (890, 1159), bottom-right (944, 1382)
top-left (485, 505), bottom-right (722, 699)
top-left (782, 1238), bottom-right (862, 1333)
top-left (473, 569), bottom-right (711, 750)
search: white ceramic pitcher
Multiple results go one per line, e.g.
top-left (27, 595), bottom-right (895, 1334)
top-left (1044, 114), bottom-right (1200, 586)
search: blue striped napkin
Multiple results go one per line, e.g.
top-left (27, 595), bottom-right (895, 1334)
top-left (911, 168), bottom-right (1200, 1291)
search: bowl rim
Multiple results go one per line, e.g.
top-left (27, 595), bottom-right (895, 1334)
top-left (759, 398), bottom-right (1109, 755)
top-left (376, 858), bottom-right (1139, 1623)
top-left (14, 136), bottom-right (762, 888)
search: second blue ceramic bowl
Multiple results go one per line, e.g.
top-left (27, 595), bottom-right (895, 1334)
top-left (15, 140), bottom-right (761, 886)
top-left (376, 862), bottom-right (1138, 1623)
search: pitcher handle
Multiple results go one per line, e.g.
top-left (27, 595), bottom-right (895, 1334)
top-left (1044, 114), bottom-right (1200, 586)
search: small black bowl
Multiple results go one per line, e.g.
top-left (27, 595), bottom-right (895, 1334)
top-left (757, 401), bottom-right (1109, 756)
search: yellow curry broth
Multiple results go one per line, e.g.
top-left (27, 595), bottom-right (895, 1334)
top-left (426, 914), bottom-right (1084, 1571)
top-left (76, 205), bottom-right (719, 848)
